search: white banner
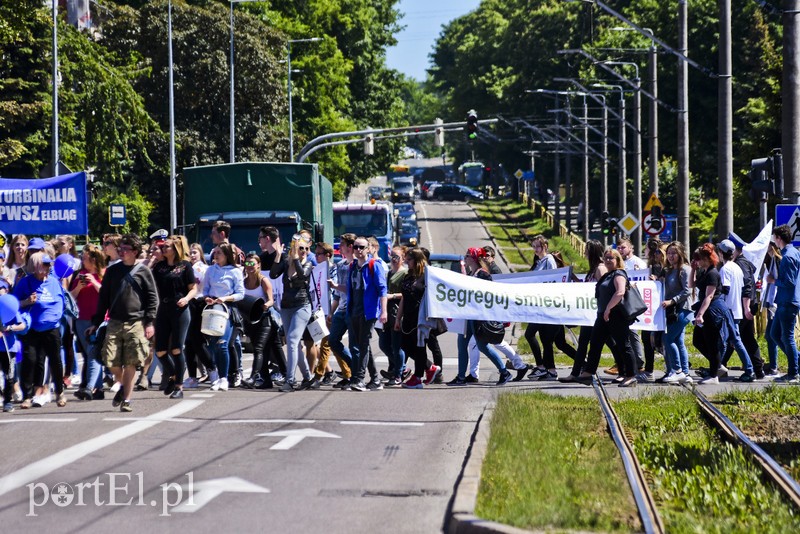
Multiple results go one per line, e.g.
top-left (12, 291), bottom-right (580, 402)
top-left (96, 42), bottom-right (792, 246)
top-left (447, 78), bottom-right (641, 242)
top-left (743, 220), bottom-right (773, 272)
top-left (493, 266), bottom-right (573, 283)
top-left (425, 266), bottom-right (665, 331)
top-left (309, 263), bottom-right (331, 314)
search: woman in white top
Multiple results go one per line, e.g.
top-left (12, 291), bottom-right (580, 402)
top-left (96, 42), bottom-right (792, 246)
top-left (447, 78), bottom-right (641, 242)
top-left (201, 243), bottom-right (244, 391)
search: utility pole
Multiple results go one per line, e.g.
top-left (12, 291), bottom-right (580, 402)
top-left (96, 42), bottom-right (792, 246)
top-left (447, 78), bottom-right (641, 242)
top-left (582, 94), bottom-right (590, 242)
top-left (784, 0), bottom-right (800, 203)
top-left (719, 0), bottom-right (733, 237)
top-left (51, 0), bottom-right (59, 177)
top-left (678, 0), bottom-right (690, 250)
top-left (648, 39), bottom-right (659, 195)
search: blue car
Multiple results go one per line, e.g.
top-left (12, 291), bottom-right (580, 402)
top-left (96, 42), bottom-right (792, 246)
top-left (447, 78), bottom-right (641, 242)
top-left (394, 202), bottom-right (416, 221)
top-left (398, 220), bottom-right (420, 247)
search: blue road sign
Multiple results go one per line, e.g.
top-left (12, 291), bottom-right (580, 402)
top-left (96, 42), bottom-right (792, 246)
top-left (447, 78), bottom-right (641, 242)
top-left (775, 204), bottom-right (800, 246)
top-left (522, 170), bottom-right (535, 181)
top-left (109, 204), bottom-right (126, 226)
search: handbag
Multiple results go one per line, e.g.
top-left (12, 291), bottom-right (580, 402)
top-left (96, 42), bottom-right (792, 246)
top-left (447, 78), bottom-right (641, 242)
top-left (621, 281), bottom-right (648, 322)
top-left (474, 320), bottom-right (505, 344)
top-left (306, 308), bottom-right (329, 343)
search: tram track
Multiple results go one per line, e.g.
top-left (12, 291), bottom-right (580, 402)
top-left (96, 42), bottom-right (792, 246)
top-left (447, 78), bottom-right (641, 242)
top-left (590, 375), bottom-right (665, 534)
top-left (681, 382), bottom-right (800, 510)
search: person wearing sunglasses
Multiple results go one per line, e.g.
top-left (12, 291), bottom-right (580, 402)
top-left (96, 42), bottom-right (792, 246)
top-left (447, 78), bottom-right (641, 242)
top-left (575, 248), bottom-right (638, 387)
top-left (346, 236), bottom-right (388, 392)
top-left (270, 233), bottom-right (316, 391)
top-left (87, 234), bottom-right (159, 412)
top-left (241, 254), bottom-right (279, 390)
top-left (101, 233), bottom-right (122, 267)
top-left (151, 236), bottom-right (197, 399)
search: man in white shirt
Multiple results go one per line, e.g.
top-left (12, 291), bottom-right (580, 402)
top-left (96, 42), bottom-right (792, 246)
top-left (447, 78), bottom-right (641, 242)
top-left (717, 239), bottom-right (755, 381)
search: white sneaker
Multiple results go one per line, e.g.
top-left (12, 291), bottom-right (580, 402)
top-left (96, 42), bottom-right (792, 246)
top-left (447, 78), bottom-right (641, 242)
top-left (69, 374), bottom-right (82, 387)
top-left (183, 377), bottom-right (199, 389)
top-left (110, 381), bottom-right (121, 393)
top-left (699, 376), bottom-right (719, 385)
top-left (662, 372), bottom-right (685, 384)
top-left (210, 379), bottom-right (222, 391)
top-left (218, 377), bottom-right (229, 391)
top-left (32, 393), bottom-right (51, 407)
top-left (717, 365), bottom-right (729, 378)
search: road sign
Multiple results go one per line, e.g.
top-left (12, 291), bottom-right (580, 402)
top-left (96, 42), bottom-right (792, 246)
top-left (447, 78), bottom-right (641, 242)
top-left (642, 211), bottom-right (666, 236)
top-left (643, 192), bottom-right (664, 211)
top-left (775, 204), bottom-right (800, 246)
top-left (522, 170), bottom-right (535, 181)
top-left (618, 212), bottom-right (640, 234)
top-left (514, 169), bottom-right (524, 179)
top-left (109, 204), bottom-right (126, 226)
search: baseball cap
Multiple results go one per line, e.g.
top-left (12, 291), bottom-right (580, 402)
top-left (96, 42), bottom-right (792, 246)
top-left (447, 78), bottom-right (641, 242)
top-left (717, 239), bottom-right (735, 254)
top-left (28, 237), bottom-right (46, 251)
top-left (728, 232), bottom-right (746, 250)
top-left (41, 255), bottom-right (53, 264)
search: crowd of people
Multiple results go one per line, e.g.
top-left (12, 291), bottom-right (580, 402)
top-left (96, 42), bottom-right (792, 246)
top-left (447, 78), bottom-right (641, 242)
top-left (1, 221), bottom-right (798, 414)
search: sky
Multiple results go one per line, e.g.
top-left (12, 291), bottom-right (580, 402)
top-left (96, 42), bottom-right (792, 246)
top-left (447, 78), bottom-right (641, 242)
top-left (386, 0), bottom-right (482, 81)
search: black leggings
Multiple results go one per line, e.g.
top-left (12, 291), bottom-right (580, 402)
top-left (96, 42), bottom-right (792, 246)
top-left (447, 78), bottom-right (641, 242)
top-left (1, 351), bottom-right (14, 404)
top-left (426, 330), bottom-right (443, 368)
top-left (539, 325), bottom-right (577, 368)
top-left (21, 328), bottom-right (63, 398)
top-left (584, 314), bottom-right (636, 377)
top-left (523, 323), bottom-right (544, 367)
top-left (185, 300), bottom-right (214, 377)
top-left (244, 312), bottom-right (283, 382)
top-left (401, 330), bottom-right (432, 377)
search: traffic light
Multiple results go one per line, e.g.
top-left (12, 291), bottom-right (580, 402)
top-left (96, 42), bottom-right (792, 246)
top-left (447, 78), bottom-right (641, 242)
top-left (434, 118), bottom-right (444, 147)
top-left (364, 131), bottom-right (374, 155)
top-left (650, 205), bottom-right (663, 231)
top-left (601, 211), bottom-right (610, 235)
top-left (749, 149), bottom-right (783, 200)
top-left (483, 166), bottom-right (491, 183)
top-left (466, 109), bottom-right (478, 140)
top-left (608, 216), bottom-right (619, 236)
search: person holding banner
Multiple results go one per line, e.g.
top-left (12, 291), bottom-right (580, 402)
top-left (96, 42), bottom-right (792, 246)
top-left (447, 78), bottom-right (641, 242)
top-left (575, 248), bottom-right (637, 387)
top-left (767, 225), bottom-right (800, 383)
top-left (559, 240), bottom-right (607, 383)
top-left (394, 248), bottom-right (439, 389)
top-left (14, 252), bottom-right (68, 407)
top-left (525, 235), bottom-right (576, 381)
top-left (448, 248), bottom-right (512, 387)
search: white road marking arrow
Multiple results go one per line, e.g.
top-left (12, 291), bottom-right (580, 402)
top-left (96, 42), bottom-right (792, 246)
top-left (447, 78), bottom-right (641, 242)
top-left (256, 428), bottom-right (341, 450)
top-left (172, 477), bottom-right (269, 513)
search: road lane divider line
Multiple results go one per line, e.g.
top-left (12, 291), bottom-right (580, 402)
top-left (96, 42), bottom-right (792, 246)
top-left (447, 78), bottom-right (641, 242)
top-left (103, 417), bottom-right (196, 423)
top-left (340, 421), bottom-right (425, 426)
top-left (419, 202), bottom-right (435, 253)
top-left (190, 393), bottom-right (215, 398)
top-left (0, 418), bottom-right (78, 424)
top-left (0, 400), bottom-right (204, 498)
top-left (219, 419), bottom-right (316, 424)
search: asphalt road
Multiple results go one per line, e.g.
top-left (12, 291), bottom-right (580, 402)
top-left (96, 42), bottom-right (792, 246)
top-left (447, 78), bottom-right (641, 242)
top-left (0, 196), bottom-right (510, 533)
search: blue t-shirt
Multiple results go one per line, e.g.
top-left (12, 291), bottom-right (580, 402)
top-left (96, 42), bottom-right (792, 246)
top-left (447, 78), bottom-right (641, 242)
top-left (1, 310), bottom-right (31, 353)
top-left (12, 274), bottom-right (64, 331)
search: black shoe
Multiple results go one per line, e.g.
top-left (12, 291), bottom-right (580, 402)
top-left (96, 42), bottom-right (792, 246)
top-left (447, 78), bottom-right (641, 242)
top-left (74, 387), bottom-right (92, 401)
top-left (379, 370), bottom-right (392, 380)
top-left (402, 369), bottom-right (412, 381)
top-left (513, 366), bottom-right (529, 382)
top-left (280, 382), bottom-right (295, 392)
top-left (465, 375), bottom-right (480, 383)
top-left (298, 378), bottom-right (321, 390)
top-left (321, 371), bottom-right (335, 386)
top-left (163, 378), bottom-right (176, 396)
top-left (112, 389), bottom-right (124, 407)
top-left (242, 376), bottom-right (256, 389)
top-left (92, 389), bottom-right (105, 400)
top-left (334, 378), bottom-right (351, 389)
top-left (496, 369), bottom-right (513, 385)
top-left (169, 389), bottom-right (184, 399)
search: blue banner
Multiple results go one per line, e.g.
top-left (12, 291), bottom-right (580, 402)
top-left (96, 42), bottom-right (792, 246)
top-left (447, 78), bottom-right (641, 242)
top-left (0, 172), bottom-right (88, 235)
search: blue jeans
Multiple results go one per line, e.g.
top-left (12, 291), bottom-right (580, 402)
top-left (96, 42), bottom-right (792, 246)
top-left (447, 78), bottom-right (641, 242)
top-left (206, 316), bottom-right (233, 378)
top-left (663, 309), bottom-right (692, 375)
top-left (457, 321), bottom-right (505, 379)
top-left (378, 325), bottom-right (405, 378)
top-left (280, 304), bottom-right (312, 384)
top-left (771, 304), bottom-right (799, 376)
top-left (76, 319), bottom-right (104, 391)
top-left (328, 310), bottom-right (353, 368)
top-left (764, 312), bottom-right (779, 371)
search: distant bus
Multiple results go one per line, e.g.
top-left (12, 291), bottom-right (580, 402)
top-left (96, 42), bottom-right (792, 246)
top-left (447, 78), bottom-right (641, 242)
top-left (387, 163), bottom-right (411, 182)
top-left (458, 161), bottom-right (484, 188)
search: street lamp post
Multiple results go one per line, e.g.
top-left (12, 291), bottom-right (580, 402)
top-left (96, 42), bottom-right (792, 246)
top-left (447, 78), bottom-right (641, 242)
top-left (168, 0), bottom-right (176, 232)
top-left (51, 0), bottom-right (59, 177)
top-left (594, 84), bottom-right (627, 227)
top-left (287, 37), bottom-right (322, 162)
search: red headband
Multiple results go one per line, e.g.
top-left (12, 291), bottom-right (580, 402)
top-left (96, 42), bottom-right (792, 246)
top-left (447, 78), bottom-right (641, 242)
top-left (467, 247), bottom-right (487, 260)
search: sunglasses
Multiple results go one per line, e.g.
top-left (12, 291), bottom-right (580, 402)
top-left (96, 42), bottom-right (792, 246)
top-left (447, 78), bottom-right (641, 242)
top-left (158, 245), bottom-right (171, 251)
top-left (353, 245), bottom-right (367, 250)
top-left (119, 246), bottom-right (133, 253)
top-left (297, 246), bottom-right (309, 251)
top-left (390, 254), bottom-right (400, 260)
top-left (244, 261), bottom-right (257, 267)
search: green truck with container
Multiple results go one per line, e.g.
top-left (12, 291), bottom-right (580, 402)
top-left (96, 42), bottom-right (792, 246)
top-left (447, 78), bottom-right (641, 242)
top-left (182, 162), bottom-right (333, 254)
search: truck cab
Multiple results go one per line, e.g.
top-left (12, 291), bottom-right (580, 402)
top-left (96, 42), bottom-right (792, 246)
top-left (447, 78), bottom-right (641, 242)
top-left (333, 201), bottom-right (395, 261)
top-left (191, 211), bottom-right (303, 255)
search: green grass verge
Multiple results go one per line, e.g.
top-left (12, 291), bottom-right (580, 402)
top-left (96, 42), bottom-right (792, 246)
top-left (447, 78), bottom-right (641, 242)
top-left (476, 392), bottom-right (641, 531)
top-left (712, 385), bottom-right (800, 479)
top-left (615, 391), bottom-right (800, 533)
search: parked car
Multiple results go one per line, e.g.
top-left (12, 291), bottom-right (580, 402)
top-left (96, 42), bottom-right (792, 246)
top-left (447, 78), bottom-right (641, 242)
top-left (421, 180), bottom-right (440, 199)
top-left (426, 182), bottom-right (442, 199)
top-left (398, 220), bottom-right (420, 247)
top-left (433, 183), bottom-right (485, 201)
top-left (394, 202), bottom-right (416, 221)
top-left (428, 253), bottom-right (463, 273)
top-left (367, 186), bottom-right (384, 201)
top-left (391, 177), bottom-right (415, 203)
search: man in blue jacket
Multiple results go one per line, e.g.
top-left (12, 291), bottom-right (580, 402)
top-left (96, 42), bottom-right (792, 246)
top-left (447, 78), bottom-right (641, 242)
top-left (347, 236), bottom-right (388, 391)
top-left (768, 224), bottom-right (800, 382)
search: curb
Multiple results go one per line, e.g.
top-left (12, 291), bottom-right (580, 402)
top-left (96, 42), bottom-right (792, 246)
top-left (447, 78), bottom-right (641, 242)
top-left (447, 402), bottom-right (532, 534)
